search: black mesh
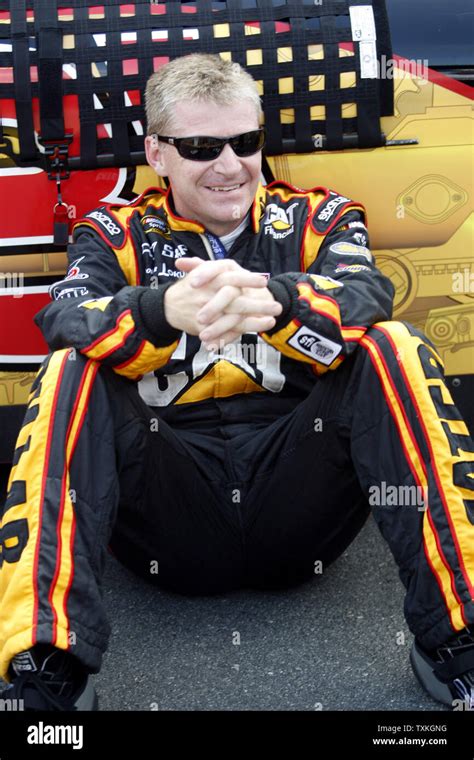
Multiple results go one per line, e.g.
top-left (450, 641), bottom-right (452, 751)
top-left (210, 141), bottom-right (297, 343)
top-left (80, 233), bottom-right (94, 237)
top-left (0, 0), bottom-right (394, 169)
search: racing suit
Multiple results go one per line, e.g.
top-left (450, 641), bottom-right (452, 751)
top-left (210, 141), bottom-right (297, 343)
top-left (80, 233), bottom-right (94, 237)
top-left (0, 182), bottom-right (473, 678)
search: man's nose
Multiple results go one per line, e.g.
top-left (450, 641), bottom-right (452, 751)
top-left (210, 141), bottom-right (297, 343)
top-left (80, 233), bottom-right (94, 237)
top-left (213, 142), bottom-right (242, 173)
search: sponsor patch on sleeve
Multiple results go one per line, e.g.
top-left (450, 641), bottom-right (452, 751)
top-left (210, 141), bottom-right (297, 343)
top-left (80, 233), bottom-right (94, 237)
top-left (48, 257), bottom-right (91, 299)
top-left (287, 326), bottom-right (342, 366)
top-left (312, 192), bottom-right (352, 234)
top-left (64, 257), bottom-right (89, 281)
top-left (353, 231), bottom-right (368, 246)
top-left (79, 297), bottom-right (113, 311)
top-left (334, 263), bottom-right (371, 273)
top-left (334, 220), bottom-right (368, 243)
top-left (80, 208), bottom-right (126, 247)
top-left (50, 284), bottom-right (90, 301)
top-left (347, 221), bottom-right (367, 230)
top-left (308, 274), bottom-right (344, 291)
top-left (329, 242), bottom-right (373, 262)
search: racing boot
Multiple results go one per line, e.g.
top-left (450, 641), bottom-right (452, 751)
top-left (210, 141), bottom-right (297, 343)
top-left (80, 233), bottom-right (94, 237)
top-left (410, 627), bottom-right (474, 710)
top-left (0, 644), bottom-right (98, 710)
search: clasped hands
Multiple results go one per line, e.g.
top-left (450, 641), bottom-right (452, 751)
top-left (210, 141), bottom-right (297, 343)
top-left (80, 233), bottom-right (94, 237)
top-left (163, 257), bottom-right (282, 351)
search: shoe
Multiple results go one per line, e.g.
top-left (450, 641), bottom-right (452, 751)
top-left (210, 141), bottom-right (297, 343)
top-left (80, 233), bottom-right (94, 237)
top-left (0, 645), bottom-right (98, 711)
top-left (410, 628), bottom-right (474, 710)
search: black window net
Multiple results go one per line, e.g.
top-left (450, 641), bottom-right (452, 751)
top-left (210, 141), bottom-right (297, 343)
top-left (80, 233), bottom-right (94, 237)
top-left (0, 0), bottom-right (394, 172)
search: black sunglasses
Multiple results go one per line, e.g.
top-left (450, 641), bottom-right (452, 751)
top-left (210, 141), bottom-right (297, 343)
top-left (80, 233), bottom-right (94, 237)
top-left (153, 128), bottom-right (265, 161)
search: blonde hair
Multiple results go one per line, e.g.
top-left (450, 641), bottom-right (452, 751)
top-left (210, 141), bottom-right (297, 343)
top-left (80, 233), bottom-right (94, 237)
top-left (145, 53), bottom-right (262, 135)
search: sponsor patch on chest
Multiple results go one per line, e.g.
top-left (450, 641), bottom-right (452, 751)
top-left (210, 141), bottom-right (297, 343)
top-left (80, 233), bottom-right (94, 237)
top-left (141, 214), bottom-right (171, 239)
top-left (263, 202), bottom-right (299, 239)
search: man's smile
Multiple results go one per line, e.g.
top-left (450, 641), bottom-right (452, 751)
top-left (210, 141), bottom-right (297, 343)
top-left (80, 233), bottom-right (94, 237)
top-left (205, 183), bottom-right (244, 193)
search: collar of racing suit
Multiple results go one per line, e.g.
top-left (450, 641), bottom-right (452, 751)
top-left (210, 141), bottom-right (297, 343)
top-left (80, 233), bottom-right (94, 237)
top-left (162, 183), bottom-right (267, 235)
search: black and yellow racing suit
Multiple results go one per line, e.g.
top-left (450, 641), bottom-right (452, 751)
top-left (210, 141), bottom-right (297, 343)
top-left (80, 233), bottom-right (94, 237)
top-left (0, 182), bottom-right (473, 678)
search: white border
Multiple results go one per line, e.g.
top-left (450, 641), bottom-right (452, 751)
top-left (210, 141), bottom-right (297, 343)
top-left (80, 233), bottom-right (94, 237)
top-left (0, 285), bottom-right (51, 296)
top-left (0, 355), bottom-right (46, 363)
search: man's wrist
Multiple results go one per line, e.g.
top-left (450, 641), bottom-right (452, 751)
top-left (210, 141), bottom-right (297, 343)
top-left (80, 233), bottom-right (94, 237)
top-left (259, 286), bottom-right (278, 304)
top-left (131, 283), bottom-right (182, 347)
top-left (163, 283), bottom-right (182, 331)
top-left (242, 285), bottom-right (278, 303)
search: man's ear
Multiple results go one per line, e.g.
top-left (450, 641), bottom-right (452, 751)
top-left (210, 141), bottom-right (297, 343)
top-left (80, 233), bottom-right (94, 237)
top-left (144, 135), bottom-right (168, 177)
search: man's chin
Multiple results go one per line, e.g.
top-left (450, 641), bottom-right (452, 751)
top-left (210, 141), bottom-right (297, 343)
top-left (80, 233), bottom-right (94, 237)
top-left (206, 205), bottom-right (251, 231)
top-left (205, 196), bottom-right (252, 224)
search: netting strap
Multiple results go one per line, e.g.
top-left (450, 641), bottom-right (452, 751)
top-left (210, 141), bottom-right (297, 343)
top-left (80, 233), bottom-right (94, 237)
top-left (10, 0), bottom-right (36, 160)
top-left (35, 0), bottom-right (65, 143)
top-left (74, 2), bottom-right (97, 167)
top-left (321, 14), bottom-right (344, 151)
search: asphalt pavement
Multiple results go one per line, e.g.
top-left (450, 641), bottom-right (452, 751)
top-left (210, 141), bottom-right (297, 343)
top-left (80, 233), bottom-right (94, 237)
top-left (0, 463), bottom-right (445, 712)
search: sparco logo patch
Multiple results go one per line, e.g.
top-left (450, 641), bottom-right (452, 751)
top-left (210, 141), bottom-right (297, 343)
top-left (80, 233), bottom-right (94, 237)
top-left (11, 650), bottom-right (36, 674)
top-left (287, 327), bottom-right (342, 366)
top-left (87, 210), bottom-right (122, 237)
top-left (313, 194), bottom-right (351, 233)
